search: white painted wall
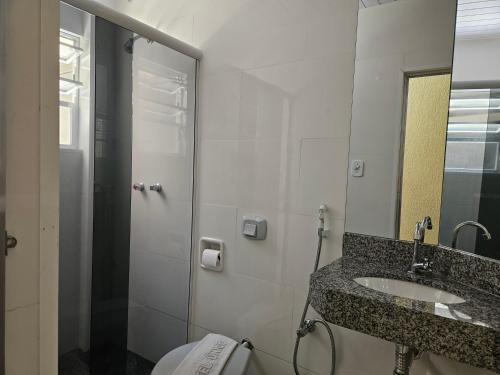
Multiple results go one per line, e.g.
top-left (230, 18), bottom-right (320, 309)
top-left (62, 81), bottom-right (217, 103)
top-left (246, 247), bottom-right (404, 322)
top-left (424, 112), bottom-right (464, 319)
top-left (89, 0), bottom-right (494, 374)
top-left (345, 0), bottom-right (457, 239)
top-left (453, 36), bottom-right (500, 82)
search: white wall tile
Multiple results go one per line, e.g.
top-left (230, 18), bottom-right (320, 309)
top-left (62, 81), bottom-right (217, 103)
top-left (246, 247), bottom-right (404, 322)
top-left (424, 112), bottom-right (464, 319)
top-left (192, 269), bottom-right (294, 361)
top-left (198, 140), bottom-right (238, 206)
top-left (281, 215), bottom-right (343, 290)
top-left (188, 323), bottom-right (212, 343)
top-left (296, 138), bottom-right (349, 218)
top-left (236, 140), bottom-right (283, 211)
top-left (248, 58), bottom-right (354, 141)
top-left (198, 70), bottom-right (241, 141)
top-left (128, 303), bottom-right (187, 363)
top-left (192, 0), bottom-right (308, 72)
top-left (238, 72), bottom-right (288, 141)
top-left (247, 348), bottom-right (318, 375)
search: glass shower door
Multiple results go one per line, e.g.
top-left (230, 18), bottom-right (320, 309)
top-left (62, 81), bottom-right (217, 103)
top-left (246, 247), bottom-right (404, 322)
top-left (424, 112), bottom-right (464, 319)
top-left (90, 16), bottom-right (196, 375)
top-left (127, 37), bottom-right (196, 363)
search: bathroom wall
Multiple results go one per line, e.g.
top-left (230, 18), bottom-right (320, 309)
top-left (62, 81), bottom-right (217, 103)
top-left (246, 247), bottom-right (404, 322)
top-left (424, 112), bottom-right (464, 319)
top-left (345, 0), bottom-right (456, 239)
top-left (453, 37), bottom-right (500, 83)
top-left (92, 0), bottom-right (494, 374)
top-left (94, 2), bottom-right (357, 374)
top-left (4, 0), bottom-right (59, 374)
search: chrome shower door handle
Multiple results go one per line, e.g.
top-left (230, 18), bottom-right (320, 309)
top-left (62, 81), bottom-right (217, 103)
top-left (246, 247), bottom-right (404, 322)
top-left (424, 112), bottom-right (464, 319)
top-left (133, 182), bottom-right (145, 192)
top-left (150, 183), bottom-right (162, 193)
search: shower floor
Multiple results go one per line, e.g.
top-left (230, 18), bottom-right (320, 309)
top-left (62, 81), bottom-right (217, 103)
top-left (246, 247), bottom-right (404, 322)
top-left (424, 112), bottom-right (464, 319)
top-left (59, 349), bottom-right (155, 375)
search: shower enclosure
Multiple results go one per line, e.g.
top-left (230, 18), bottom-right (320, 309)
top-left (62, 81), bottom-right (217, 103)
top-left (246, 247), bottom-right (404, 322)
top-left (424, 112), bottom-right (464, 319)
top-left (58, 2), bottom-right (199, 374)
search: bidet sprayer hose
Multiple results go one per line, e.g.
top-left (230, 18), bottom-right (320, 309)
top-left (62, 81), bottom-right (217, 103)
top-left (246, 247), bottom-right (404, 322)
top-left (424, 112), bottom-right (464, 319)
top-left (293, 205), bottom-right (336, 375)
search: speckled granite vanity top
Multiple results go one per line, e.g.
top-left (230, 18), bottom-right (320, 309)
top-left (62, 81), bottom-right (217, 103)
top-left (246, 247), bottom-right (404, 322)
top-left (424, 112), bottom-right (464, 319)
top-left (309, 233), bottom-right (500, 373)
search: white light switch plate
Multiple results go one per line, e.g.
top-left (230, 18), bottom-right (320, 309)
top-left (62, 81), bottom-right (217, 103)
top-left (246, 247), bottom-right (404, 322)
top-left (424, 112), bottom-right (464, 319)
top-left (351, 160), bottom-right (364, 177)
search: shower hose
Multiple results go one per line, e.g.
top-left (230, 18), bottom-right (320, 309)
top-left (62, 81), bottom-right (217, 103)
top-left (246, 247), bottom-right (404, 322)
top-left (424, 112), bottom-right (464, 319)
top-left (293, 225), bottom-right (336, 375)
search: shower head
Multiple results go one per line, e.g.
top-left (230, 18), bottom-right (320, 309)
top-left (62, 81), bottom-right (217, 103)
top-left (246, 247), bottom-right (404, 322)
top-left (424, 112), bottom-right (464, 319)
top-left (123, 35), bottom-right (142, 54)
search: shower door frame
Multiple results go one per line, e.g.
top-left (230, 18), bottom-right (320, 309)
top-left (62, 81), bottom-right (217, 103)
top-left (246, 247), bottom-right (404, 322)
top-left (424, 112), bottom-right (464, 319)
top-left (62, 0), bottom-right (202, 60)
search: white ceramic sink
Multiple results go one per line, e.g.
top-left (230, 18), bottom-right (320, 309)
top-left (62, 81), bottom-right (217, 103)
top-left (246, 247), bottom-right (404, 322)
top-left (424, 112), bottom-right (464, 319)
top-left (354, 277), bottom-right (465, 304)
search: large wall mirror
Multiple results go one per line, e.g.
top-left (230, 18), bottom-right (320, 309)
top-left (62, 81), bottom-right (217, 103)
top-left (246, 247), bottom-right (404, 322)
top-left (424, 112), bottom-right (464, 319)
top-left (346, 0), bottom-right (500, 261)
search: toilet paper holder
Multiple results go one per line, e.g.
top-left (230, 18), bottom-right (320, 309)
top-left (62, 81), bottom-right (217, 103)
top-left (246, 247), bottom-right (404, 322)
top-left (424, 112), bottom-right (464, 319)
top-left (199, 237), bottom-right (224, 272)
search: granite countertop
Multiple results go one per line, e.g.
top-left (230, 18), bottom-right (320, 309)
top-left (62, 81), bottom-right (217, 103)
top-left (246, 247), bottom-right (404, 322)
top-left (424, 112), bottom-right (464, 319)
top-left (309, 233), bottom-right (500, 373)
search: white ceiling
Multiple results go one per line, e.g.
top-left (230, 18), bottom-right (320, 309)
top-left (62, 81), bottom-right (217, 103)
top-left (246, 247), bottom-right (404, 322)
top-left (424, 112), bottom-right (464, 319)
top-left (359, 0), bottom-right (500, 38)
top-left (456, 0), bottom-right (500, 37)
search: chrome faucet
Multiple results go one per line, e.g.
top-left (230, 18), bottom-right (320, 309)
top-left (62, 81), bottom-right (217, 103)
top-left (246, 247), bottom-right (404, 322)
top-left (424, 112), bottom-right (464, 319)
top-left (409, 216), bottom-right (433, 275)
top-left (451, 221), bottom-right (491, 249)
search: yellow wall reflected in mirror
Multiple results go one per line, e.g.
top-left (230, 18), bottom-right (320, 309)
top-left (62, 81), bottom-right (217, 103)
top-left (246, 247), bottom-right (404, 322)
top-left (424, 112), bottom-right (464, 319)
top-left (399, 74), bottom-right (451, 244)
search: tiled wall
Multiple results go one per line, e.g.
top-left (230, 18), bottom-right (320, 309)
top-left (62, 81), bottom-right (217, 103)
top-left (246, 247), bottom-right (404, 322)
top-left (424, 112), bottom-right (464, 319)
top-left (103, 1), bottom-right (359, 373)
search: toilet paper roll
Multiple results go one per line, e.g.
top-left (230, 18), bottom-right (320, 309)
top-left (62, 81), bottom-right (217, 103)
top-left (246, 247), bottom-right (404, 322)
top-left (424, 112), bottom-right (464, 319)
top-left (202, 249), bottom-right (221, 268)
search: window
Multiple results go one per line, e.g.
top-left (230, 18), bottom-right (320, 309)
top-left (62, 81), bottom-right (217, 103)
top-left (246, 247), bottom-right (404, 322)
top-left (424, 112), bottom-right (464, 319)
top-left (59, 31), bottom-right (83, 148)
top-left (445, 88), bottom-right (500, 173)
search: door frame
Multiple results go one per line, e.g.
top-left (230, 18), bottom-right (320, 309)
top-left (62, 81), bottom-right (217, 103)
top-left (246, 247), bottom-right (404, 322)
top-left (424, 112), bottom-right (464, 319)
top-left (0, 0), bottom-right (6, 371)
top-left (394, 69), bottom-right (452, 239)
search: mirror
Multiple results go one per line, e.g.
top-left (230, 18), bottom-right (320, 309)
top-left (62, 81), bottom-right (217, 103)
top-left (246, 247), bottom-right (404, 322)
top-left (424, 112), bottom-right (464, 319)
top-left (345, 2), bottom-right (477, 249)
top-left (439, 2), bottom-right (500, 260)
top-left (347, 0), bottom-right (500, 261)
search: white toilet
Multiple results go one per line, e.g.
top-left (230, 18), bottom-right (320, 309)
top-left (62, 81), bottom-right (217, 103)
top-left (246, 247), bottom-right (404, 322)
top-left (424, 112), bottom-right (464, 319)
top-left (152, 338), bottom-right (253, 375)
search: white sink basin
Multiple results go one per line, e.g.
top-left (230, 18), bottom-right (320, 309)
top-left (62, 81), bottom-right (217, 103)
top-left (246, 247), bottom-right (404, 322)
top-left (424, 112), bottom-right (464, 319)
top-left (354, 277), bottom-right (465, 304)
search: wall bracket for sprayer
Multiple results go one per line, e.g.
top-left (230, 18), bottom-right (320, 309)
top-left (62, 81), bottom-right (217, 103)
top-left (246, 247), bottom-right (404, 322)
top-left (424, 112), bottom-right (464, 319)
top-left (318, 204), bottom-right (330, 238)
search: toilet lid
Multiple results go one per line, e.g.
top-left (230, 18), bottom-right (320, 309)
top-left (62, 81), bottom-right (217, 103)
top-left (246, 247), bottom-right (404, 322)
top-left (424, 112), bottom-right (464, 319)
top-left (152, 342), bottom-right (198, 375)
top-left (152, 340), bottom-right (251, 375)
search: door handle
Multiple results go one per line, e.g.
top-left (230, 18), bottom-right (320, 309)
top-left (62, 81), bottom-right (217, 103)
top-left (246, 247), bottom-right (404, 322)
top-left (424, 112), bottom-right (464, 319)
top-left (149, 183), bottom-right (162, 193)
top-left (5, 231), bottom-right (17, 256)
